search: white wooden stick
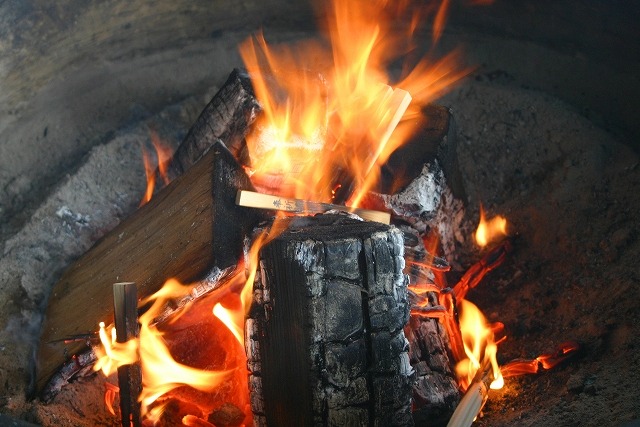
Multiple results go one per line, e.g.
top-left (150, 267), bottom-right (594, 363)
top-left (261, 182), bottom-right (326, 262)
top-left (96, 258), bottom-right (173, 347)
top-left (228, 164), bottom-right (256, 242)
top-left (365, 87), bottom-right (412, 177)
top-left (236, 190), bottom-right (391, 224)
top-left (446, 377), bottom-right (490, 427)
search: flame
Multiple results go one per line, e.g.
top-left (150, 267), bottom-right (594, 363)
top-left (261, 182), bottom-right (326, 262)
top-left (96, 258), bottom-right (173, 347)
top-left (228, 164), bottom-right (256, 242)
top-left (212, 303), bottom-right (244, 345)
top-left (500, 341), bottom-right (580, 377)
top-left (96, 278), bottom-right (238, 421)
top-left (455, 300), bottom-right (503, 390)
top-left (139, 130), bottom-right (173, 206)
top-left (93, 322), bottom-right (138, 376)
top-left (240, 0), bottom-right (468, 206)
top-left (95, 229), bottom-right (280, 424)
top-left (475, 204), bottom-right (508, 247)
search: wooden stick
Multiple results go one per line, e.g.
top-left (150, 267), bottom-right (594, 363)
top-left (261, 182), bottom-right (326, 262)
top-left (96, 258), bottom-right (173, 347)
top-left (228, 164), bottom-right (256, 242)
top-left (365, 87), bottom-right (412, 177)
top-left (113, 282), bottom-right (142, 427)
top-left (236, 190), bottom-right (391, 224)
top-left (446, 370), bottom-right (491, 427)
top-left (331, 87), bottom-right (412, 205)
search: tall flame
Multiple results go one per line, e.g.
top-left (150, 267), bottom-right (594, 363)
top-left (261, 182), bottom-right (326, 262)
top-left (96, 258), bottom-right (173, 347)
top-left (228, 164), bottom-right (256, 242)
top-left (240, 0), bottom-right (469, 206)
top-left (456, 300), bottom-right (503, 390)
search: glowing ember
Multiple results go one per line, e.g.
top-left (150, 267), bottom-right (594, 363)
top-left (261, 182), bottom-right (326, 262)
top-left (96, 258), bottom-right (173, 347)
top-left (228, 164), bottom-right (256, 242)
top-left (501, 341), bottom-right (580, 377)
top-left (475, 204), bottom-right (508, 247)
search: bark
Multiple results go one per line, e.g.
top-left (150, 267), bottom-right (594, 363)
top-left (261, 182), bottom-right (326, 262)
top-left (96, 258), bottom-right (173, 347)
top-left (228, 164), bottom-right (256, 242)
top-left (163, 68), bottom-right (261, 181)
top-left (246, 214), bottom-right (414, 427)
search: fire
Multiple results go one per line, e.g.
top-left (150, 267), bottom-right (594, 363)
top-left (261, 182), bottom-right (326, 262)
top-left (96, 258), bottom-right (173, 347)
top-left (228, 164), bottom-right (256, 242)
top-left (95, 276), bottom-right (245, 422)
top-left (139, 130), bottom-right (173, 206)
top-left (240, 0), bottom-right (468, 206)
top-left (94, 321), bottom-right (138, 376)
top-left (475, 204), bottom-right (508, 247)
top-left (455, 300), bottom-right (503, 390)
top-left (94, 229), bottom-right (277, 424)
top-left (94, 0), bottom-right (560, 423)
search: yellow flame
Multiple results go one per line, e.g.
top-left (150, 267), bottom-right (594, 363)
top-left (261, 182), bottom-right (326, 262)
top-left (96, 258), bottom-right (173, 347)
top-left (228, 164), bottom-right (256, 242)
top-left (456, 300), bottom-right (503, 390)
top-left (475, 205), bottom-right (508, 247)
top-left (139, 130), bottom-right (173, 206)
top-left (240, 0), bottom-right (468, 206)
top-left (213, 303), bottom-right (244, 345)
top-left (93, 322), bottom-right (138, 376)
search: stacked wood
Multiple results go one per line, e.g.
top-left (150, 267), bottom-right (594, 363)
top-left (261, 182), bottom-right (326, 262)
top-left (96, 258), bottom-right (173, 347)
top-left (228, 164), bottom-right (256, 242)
top-left (246, 214), bottom-right (414, 426)
top-left (36, 66), bottom-right (469, 427)
top-left (37, 143), bottom-right (263, 396)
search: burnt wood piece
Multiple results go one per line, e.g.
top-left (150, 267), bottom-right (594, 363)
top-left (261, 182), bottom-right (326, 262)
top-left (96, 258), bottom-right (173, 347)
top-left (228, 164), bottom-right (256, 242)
top-left (164, 68), bottom-right (261, 182)
top-left (36, 141), bottom-right (264, 396)
top-left (246, 214), bottom-right (414, 427)
top-left (113, 282), bottom-right (142, 427)
top-left (381, 104), bottom-right (463, 200)
top-left (402, 226), bottom-right (461, 425)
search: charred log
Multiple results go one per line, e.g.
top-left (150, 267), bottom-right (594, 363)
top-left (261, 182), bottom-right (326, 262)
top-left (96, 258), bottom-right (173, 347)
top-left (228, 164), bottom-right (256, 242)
top-left (164, 68), bottom-right (261, 181)
top-left (246, 214), bottom-right (414, 426)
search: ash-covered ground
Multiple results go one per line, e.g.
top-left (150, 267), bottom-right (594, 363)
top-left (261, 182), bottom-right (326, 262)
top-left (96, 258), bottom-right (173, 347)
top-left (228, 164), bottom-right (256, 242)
top-left (0, 58), bottom-right (638, 427)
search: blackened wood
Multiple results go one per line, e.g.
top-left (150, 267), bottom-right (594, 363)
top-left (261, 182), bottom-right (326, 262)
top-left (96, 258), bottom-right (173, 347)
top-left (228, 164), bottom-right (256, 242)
top-left (113, 282), bottom-right (141, 427)
top-left (381, 104), bottom-right (464, 200)
top-left (36, 141), bottom-right (265, 396)
top-left (402, 226), bottom-right (461, 425)
top-left (164, 68), bottom-right (261, 181)
top-left (247, 215), bottom-right (414, 427)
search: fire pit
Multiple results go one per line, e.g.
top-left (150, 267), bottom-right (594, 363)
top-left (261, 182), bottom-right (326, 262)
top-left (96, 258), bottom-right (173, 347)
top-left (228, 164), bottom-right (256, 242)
top-left (1, 1), bottom-right (639, 426)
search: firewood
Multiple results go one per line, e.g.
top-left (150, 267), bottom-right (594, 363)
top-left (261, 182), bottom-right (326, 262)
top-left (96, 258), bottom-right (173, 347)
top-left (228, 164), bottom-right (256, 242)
top-left (381, 104), bottom-right (463, 199)
top-left (163, 68), bottom-right (261, 182)
top-left (246, 214), bottom-right (414, 426)
top-left (236, 189), bottom-right (391, 224)
top-left (35, 141), bottom-right (265, 396)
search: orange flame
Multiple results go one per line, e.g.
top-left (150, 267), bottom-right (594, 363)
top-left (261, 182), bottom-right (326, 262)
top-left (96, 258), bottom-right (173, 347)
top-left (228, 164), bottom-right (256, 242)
top-left (95, 229), bottom-right (281, 424)
top-left (240, 0), bottom-right (468, 206)
top-left (139, 130), bottom-right (172, 206)
top-left (455, 300), bottom-right (503, 390)
top-left (501, 341), bottom-right (580, 377)
top-left (93, 322), bottom-right (138, 376)
top-left (475, 204), bottom-right (508, 247)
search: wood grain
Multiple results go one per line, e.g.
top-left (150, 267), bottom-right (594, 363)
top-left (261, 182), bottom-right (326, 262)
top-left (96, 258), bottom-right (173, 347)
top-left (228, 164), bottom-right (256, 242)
top-left (35, 142), bottom-right (261, 395)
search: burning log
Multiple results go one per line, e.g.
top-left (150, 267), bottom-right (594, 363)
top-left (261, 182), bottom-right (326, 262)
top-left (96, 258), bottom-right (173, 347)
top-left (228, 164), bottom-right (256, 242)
top-left (36, 141), bottom-right (264, 396)
top-left (401, 226), bottom-right (461, 424)
top-left (163, 68), bottom-right (261, 182)
top-left (246, 214), bottom-right (414, 426)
